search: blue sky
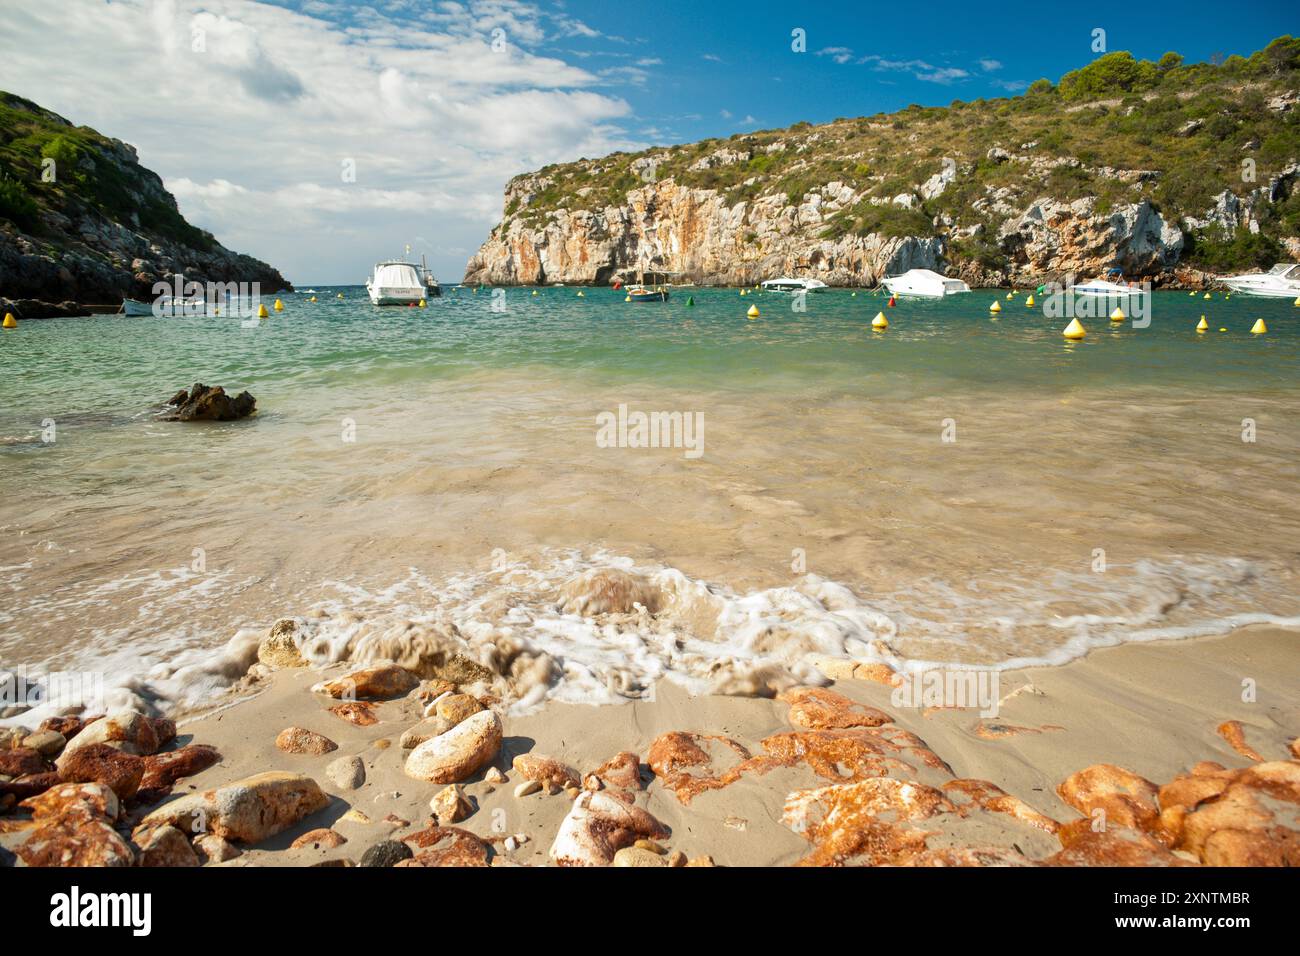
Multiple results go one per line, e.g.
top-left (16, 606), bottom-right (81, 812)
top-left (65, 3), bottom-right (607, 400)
top-left (0, 0), bottom-right (1294, 284)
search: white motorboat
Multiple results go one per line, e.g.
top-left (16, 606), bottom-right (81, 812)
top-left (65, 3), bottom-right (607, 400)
top-left (366, 260), bottom-right (426, 306)
top-left (761, 277), bottom-right (828, 293)
top-left (120, 298), bottom-right (153, 316)
top-left (1220, 262), bottom-right (1300, 298)
top-left (1072, 278), bottom-right (1147, 298)
top-left (880, 269), bottom-right (970, 297)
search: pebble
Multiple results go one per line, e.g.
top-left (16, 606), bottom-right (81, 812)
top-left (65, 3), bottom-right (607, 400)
top-left (339, 808), bottom-right (371, 824)
top-left (22, 730), bottom-right (66, 757)
top-left (359, 840), bottom-right (413, 867)
top-left (613, 846), bottom-right (668, 867)
top-left (193, 833), bottom-right (241, 863)
top-left (275, 727), bottom-right (338, 755)
top-left (484, 767), bottom-right (507, 784)
top-left (514, 780), bottom-right (541, 798)
top-left (667, 850), bottom-right (687, 867)
top-left (504, 836), bottom-right (518, 851)
top-left (634, 838), bottom-right (667, 854)
top-left (325, 755), bottom-right (366, 790)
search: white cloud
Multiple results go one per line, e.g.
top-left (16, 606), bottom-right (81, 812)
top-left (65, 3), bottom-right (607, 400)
top-left (0, 0), bottom-right (643, 283)
top-left (816, 47), bottom-right (855, 65)
top-left (978, 58), bottom-right (1003, 72)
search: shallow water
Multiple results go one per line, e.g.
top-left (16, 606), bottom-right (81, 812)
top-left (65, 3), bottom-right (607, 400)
top-left (2, 286), bottom-right (1298, 718)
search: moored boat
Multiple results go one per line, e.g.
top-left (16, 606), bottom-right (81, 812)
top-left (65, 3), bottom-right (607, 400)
top-left (761, 277), bottom-right (828, 293)
top-left (880, 269), bottom-right (969, 297)
top-left (1219, 262), bottom-right (1300, 297)
top-left (366, 260), bottom-right (425, 306)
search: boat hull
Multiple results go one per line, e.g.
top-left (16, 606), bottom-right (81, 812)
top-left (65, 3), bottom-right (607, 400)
top-left (1219, 279), bottom-right (1300, 297)
top-left (367, 285), bottom-right (425, 306)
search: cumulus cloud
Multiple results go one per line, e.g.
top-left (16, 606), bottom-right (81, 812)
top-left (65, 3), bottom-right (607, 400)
top-left (0, 0), bottom-right (643, 282)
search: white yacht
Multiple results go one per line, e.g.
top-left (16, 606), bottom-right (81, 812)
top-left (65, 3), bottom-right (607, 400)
top-left (1072, 278), bottom-right (1147, 298)
top-left (881, 269), bottom-right (970, 297)
top-left (761, 277), bottom-right (828, 293)
top-left (366, 260), bottom-right (426, 305)
top-left (1220, 262), bottom-right (1300, 297)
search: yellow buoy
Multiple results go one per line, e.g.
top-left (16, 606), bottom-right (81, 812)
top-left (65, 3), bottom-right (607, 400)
top-left (273, 298), bottom-right (284, 311)
top-left (2, 312), bottom-right (16, 329)
top-left (1110, 306), bottom-right (1125, 322)
top-left (1250, 318), bottom-right (1267, 334)
top-left (989, 300), bottom-right (1002, 313)
top-left (1219, 327), bottom-right (1228, 333)
top-left (1063, 318), bottom-right (1086, 340)
top-left (1196, 316), bottom-right (1208, 332)
top-left (337, 293), bottom-right (344, 298)
top-left (532, 290), bottom-right (538, 296)
top-left (577, 291), bottom-right (585, 297)
top-left (1189, 291), bottom-right (1196, 296)
top-left (747, 305), bottom-right (760, 319)
top-left (625, 295), bottom-right (632, 302)
top-left (309, 296), bottom-right (317, 302)
top-left (257, 303), bottom-right (269, 318)
top-left (872, 311), bottom-right (888, 330)
top-left (1293, 296), bottom-right (1300, 306)
top-left (1025, 294), bottom-right (1035, 307)
top-left (740, 289), bottom-right (747, 296)
top-left (419, 299), bottom-right (426, 308)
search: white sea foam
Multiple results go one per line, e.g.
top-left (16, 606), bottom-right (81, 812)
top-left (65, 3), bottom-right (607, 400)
top-left (3, 549), bottom-right (1297, 725)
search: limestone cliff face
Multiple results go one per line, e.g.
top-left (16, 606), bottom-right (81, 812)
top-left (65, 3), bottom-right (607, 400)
top-left (465, 170), bottom-right (1284, 288)
top-left (465, 179), bottom-right (945, 287)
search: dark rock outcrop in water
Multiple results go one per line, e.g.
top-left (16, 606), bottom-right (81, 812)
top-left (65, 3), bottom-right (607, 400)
top-left (0, 91), bottom-right (290, 318)
top-left (465, 38), bottom-right (1300, 288)
top-left (162, 384), bottom-right (256, 422)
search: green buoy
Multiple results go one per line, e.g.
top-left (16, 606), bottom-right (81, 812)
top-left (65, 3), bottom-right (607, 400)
top-left (687, 296), bottom-right (695, 307)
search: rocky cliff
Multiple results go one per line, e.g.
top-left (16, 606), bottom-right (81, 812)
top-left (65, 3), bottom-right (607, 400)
top-left (466, 39), bottom-right (1300, 288)
top-left (0, 91), bottom-right (289, 317)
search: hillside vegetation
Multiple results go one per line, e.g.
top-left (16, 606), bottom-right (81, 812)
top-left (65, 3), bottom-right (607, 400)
top-left (501, 37), bottom-right (1300, 274)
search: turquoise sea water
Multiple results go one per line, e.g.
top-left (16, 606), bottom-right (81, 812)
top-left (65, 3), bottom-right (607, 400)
top-left (2, 285), bottom-right (1298, 719)
top-left (2, 287), bottom-right (1297, 420)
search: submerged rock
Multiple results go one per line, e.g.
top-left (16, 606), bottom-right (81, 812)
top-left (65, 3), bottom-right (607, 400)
top-left (160, 383), bottom-right (256, 422)
top-left (559, 568), bottom-right (662, 616)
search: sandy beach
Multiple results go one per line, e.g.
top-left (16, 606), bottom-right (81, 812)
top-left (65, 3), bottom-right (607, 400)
top-left (7, 618), bottom-right (1293, 868)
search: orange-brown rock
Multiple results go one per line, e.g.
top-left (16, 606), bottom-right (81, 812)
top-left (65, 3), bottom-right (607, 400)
top-left (1173, 761), bottom-right (1300, 866)
top-left (16, 782), bottom-right (132, 868)
top-left (550, 789), bottom-right (671, 866)
top-left (312, 664), bottom-right (419, 700)
top-left (414, 679), bottom-right (457, 706)
top-left (57, 743), bottom-right (145, 800)
top-left (1046, 827), bottom-right (1194, 867)
top-left (58, 710), bottom-right (174, 763)
top-left (513, 753), bottom-right (580, 790)
top-left (584, 751), bottom-right (642, 791)
top-left (435, 693), bottom-right (486, 726)
top-left (777, 686), bottom-right (892, 730)
top-left (0, 771), bottom-right (60, 802)
top-left (973, 722), bottom-right (1063, 739)
top-left (329, 702), bottom-right (379, 726)
top-left (646, 731), bottom-right (758, 803)
top-left (138, 771), bottom-right (329, 844)
top-left (137, 744), bottom-right (221, 803)
top-left (0, 747), bottom-right (49, 777)
top-left (782, 778), bottom-right (954, 867)
top-left (402, 825), bottom-right (491, 866)
top-left (1216, 720), bottom-right (1264, 762)
top-left (132, 824), bottom-right (200, 866)
top-left (901, 846), bottom-right (1036, 866)
top-left (275, 727), bottom-right (338, 755)
top-left (942, 778), bottom-right (1060, 834)
top-left (1057, 763), bottom-right (1159, 832)
top-left (290, 828), bottom-right (347, 849)
top-left (39, 716), bottom-right (88, 740)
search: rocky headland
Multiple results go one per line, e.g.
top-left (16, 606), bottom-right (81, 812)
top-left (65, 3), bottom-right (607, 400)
top-left (466, 39), bottom-right (1300, 289)
top-left (0, 91), bottom-right (289, 319)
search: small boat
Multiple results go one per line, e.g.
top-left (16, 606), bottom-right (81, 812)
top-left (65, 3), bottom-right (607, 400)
top-left (880, 269), bottom-right (969, 298)
top-left (1220, 262), bottom-right (1300, 297)
top-left (1072, 277), bottom-right (1147, 298)
top-left (761, 277), bottom-right (828, 293)
top-left (366, 260), bottom-right (426, 306)
top-left (623, 269), bottom-right (675, 303)
top-left (120, 299), bottom-right (153, 316)
top-left (418, 255), bottom-right (442, 297)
